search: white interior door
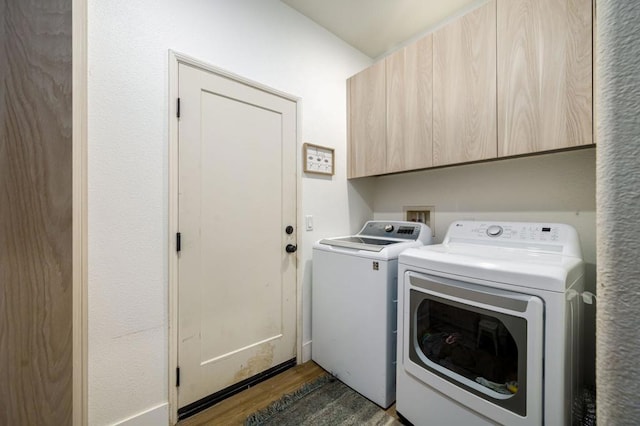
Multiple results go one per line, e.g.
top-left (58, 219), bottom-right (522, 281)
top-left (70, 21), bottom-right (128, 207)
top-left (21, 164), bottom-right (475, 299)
top-left (177, 63), bottom-right (298, 409)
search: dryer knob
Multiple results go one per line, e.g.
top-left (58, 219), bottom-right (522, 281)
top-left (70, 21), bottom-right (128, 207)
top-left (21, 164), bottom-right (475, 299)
top-left (384, 224), bottom-right (395, 232)
top-left (487, 225), bottom-right (503, 237)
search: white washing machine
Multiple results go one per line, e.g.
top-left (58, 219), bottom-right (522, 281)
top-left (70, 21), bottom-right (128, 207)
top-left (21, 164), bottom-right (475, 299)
top-left (396, 221), bottom-right (585, 426)
top-left (312, 221), bottom-right (432, 408)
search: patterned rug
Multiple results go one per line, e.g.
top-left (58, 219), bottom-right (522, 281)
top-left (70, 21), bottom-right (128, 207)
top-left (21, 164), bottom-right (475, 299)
top-left (245, 375), bottom-right (401, 426)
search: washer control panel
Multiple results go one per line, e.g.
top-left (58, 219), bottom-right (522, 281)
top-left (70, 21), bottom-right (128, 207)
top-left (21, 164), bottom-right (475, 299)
top-left (360, 221), bottom-right (428, 241)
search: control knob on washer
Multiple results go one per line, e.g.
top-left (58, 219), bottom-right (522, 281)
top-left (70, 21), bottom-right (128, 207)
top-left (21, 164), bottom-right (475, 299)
top-left (486, 225), bottom-right (503, 237)
top-left (384, 224), bottom-right (395, 232)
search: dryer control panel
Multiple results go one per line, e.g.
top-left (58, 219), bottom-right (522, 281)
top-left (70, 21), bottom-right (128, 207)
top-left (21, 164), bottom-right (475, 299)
top-left (444, 221), bottom-right (582, 258)
top-left (477, 223), bottom-right (560, 242)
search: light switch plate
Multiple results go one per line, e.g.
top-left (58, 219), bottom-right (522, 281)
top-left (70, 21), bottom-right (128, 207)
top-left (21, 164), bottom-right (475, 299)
top-left (305, 215), bottom-right (313, 231)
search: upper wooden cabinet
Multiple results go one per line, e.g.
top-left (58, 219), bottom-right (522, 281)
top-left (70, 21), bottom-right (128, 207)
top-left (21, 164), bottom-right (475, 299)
top-left (386, 35), bottom-right (434, 173)
top-left (346, 0), bottom-right (593, 178)
top-left (433, 0), bottom-right (497, 167)
top-left (347, 61), bottom-right (386, 178)
top-left (497, 0), bottom-right (593, 156)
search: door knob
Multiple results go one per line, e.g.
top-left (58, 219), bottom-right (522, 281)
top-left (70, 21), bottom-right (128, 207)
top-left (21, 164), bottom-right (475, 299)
top-left (286, 244), bottom-right (297, 253)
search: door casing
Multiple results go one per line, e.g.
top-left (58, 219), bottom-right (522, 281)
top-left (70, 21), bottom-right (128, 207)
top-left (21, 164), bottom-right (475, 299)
top-left (167, 51), bottom-right (303, 424)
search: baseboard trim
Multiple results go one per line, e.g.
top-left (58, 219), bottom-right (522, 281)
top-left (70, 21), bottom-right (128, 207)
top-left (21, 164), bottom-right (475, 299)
top-left (302, 340), bottom-right (312, 362)
top-left (112, 403), bottom-right (168, 426)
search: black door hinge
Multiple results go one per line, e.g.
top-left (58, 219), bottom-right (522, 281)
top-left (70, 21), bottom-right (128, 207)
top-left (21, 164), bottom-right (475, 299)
top-left (176, 232), bottom-right (181, 252)
top-left (177, 98), bottom-right (181, 118)
top-left (176, 367), bottom-right (180, 387)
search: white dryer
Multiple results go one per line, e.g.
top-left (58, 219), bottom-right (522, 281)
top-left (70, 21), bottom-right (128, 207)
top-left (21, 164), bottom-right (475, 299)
top-left (312, 221), bottom-right (432, 408)
top-left (396, 221), bottom-right (585, 425)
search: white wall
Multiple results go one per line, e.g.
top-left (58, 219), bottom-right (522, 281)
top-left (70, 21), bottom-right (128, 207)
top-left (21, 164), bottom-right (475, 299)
top-left (87, 1), bottom-right (372, 424)
top-left (371, 149), bottom-right (596, 267)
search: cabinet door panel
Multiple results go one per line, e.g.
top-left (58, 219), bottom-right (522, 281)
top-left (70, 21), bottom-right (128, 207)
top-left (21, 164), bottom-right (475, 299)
top-left (433, 1), bottom-right (497, 167)
top-left (386, 35), bottom-right (433, 173)
top-left (348, 61), bottom-right (386, 178)
top-left (497, 0), bottom-right (592, 156)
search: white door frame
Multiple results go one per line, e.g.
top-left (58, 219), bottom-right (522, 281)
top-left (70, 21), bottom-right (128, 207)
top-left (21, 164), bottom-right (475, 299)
top-left (167, 50), bottom-right (303, 425)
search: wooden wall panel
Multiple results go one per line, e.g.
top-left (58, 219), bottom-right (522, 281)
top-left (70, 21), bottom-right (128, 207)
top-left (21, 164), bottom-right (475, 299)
top-left (497, 0), bottom-right (593, 156)
top-left (432, 0), bottom-right (497, 167)
top-left (0, 0), bottom-right (73, 424)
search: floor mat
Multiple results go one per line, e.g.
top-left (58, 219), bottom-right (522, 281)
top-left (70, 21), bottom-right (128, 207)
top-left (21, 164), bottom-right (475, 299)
top-left (245, 375), bottom-right (400, 426)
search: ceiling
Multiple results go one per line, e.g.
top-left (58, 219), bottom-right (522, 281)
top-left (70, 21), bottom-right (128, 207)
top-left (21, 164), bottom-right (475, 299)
top-left (281, 0), bottom-right (482, 58)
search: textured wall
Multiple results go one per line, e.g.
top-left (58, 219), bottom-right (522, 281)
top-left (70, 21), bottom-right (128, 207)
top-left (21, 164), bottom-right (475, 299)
top-left (596, 0), bottom-right (640, 423)
top-left (0, 0), bottom-right (73, 424)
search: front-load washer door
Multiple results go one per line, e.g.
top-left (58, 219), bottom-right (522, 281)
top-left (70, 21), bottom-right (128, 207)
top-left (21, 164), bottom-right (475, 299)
top-left (402, 271), bottom-right (544, 426)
